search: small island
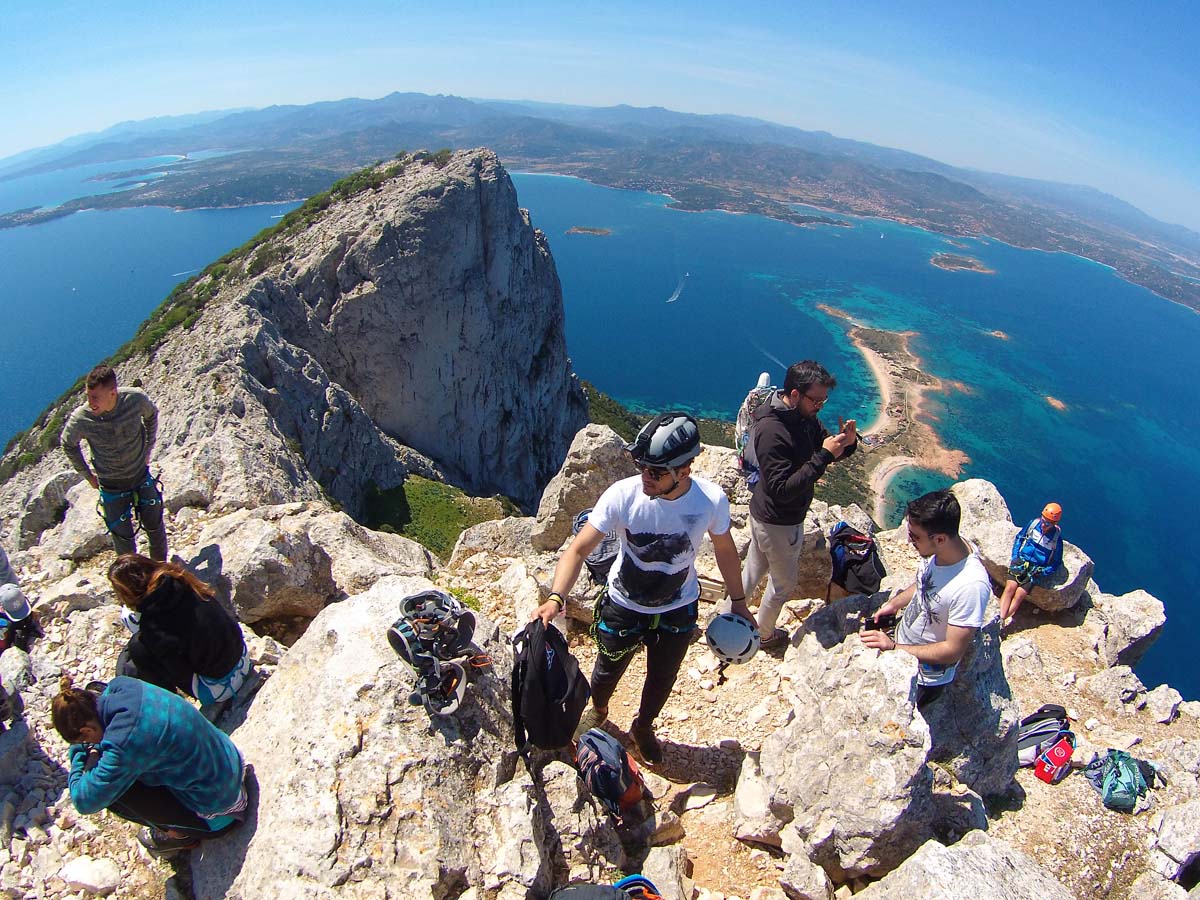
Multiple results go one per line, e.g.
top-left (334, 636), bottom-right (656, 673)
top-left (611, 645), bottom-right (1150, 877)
top-left (986, 329), bottom-right (1011, 341)
top-left (1045, 395), bottom-right (1067, 411)
top-left (930, 253), bottom-right (995, 274)
top-left (565, 226), bottom-right (611, 236)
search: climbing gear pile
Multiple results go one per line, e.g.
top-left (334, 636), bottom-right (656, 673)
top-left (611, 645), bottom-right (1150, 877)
top-left (388, 589), bottom-right (486, 716)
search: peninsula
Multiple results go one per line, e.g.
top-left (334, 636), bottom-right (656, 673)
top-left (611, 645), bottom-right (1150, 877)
top-left (931, 253), bottom-right (996, 274)
top-left (812, 303), bottom-right (970, 523)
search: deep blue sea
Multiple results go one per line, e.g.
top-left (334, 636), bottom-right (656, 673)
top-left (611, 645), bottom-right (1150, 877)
top-left (0, 161), bottom-right (1194, 698)
top-left (0, 160), bottom-right (297, 440)
top-left (512, 173), bottom-right (1200, 700)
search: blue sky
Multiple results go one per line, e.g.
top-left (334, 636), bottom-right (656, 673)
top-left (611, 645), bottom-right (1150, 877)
top-left (2, 1), bottom-right (1197, 229)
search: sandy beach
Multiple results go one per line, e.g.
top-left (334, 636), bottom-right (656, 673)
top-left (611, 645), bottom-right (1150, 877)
top-left (817, 305), bottom-right (970, 523)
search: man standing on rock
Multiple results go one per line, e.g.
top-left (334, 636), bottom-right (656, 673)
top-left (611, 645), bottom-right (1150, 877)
top-left (61, 365), bottom-right (167, 561)
top-left (861, 489), bottom-right (992, 709)
top-left (533, 413), bottom-right (750, 765)
top-left (742, 360), bottom-right (857, 649)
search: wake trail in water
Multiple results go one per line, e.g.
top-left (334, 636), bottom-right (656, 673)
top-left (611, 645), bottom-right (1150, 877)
top-left (171, 268), bottom-right (199, 278)
top-left (665, 272), bottom-right (689, 303)
top-left (748, 338), bottom-right (788, 371)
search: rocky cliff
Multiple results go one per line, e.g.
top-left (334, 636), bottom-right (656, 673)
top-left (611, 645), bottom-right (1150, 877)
top-left (0, 149), bottom-right (587, 554)
top-left (0, 151), bottom-right (1195, 899)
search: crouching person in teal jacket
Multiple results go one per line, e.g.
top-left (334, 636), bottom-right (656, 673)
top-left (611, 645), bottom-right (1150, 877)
top-left (53, 676), bottom-right (248, 855)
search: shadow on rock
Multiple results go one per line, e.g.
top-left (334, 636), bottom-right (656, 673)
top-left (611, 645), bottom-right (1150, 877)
top-left (187, 765), bottom-right (260, 900)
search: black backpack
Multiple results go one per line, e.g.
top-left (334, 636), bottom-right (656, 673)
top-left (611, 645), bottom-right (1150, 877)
top-left (828, 522), bottom-right (886, 597)
top-left (511, 620), bottom-right (591, 751)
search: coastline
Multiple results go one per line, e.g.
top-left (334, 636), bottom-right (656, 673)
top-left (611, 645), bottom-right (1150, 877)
top-left (815, 303), bottom-right (970, 524)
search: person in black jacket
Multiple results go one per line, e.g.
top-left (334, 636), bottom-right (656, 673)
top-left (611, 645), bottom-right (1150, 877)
top-left (741, 360), bottom-right (857, 648)
top-left (107, 555), bottom-right (250, 713)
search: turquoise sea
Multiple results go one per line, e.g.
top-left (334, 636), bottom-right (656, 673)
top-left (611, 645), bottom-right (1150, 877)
top-left (511, 173), bottom-right (1200, 700)
top-left (0, 162), bottom-right (1195, 698)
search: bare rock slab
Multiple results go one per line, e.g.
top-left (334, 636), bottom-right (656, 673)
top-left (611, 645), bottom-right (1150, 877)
top-left (532, 424), bottom-right (636, 551)
top-left (854, 831), bottom-right (1074, 899)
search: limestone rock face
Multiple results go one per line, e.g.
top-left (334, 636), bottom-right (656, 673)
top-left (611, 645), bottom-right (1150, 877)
top-left (916, 614), bottom-right (1020, 797)
top-left (1079, 665), bottom-right (1147, 714)
top-left (1085, 588), bottom-right (1166, 668)
top-left (532, 425), bottom-right (636, 550)
top-left (190, 575), bottom-right (616, 899)
top-left (690, 445), bottom-right (752, 508)
top-left (736, 591), bottom-right (1019, 879)
top-left (950, 480), bottom-right (1093, 612)
top-left (188, 505), bottom-right (338, 624)
top-left (450, 517), bottom-right (537, 569)
top-left (183, 502), bottom-right (433, 624)
top-left (39, 483), bottom-right (109, 562)
top-left (0, 150), bottom-right (584, 549)
top-left (250, 149), bottom-right (587, 509)
top-left (1153, 799), bottom-right (1200, 882)
top-left (14, 470), bottom-right (80, 551)
top-left (853, 831), bottom-right (1075, 900)
top-left (736, 595), bottom-right (937, 879)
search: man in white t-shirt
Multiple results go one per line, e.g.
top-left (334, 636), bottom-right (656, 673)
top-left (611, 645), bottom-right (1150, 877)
top-left (533, 413), bottom-right (750, 764)
top-left (861, 489), bottom-right (992, 709)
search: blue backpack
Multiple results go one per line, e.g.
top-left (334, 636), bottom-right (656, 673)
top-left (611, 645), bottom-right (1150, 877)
top-left (575, 727), bottom-right (645, 821)
top-left (1094, 750), bottom-right (1149, 812)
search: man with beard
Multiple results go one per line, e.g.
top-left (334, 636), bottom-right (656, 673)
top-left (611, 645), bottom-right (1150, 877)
top-left (533, 413), bottom-right (748, 764)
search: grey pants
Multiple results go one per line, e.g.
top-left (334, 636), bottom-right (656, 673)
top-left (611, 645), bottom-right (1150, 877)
top-left (740, 516), bottom-right (803, 635)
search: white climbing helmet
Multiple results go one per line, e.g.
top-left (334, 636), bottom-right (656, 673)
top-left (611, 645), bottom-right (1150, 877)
top-left (705, 613), bottom-right (760, 665)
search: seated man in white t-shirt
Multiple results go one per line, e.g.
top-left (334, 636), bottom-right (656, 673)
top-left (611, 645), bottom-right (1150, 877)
top-left (533, 413), bottom-right (750, 765)
top-left (861, 489), bottom-right (992, 709)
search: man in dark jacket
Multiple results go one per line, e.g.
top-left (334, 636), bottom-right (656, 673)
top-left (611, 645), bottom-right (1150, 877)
top-left (742, 360), bottom-right (857, 648)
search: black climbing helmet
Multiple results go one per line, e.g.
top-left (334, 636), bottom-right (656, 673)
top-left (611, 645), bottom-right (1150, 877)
top-left (625, 412), bottom-right (701, 469)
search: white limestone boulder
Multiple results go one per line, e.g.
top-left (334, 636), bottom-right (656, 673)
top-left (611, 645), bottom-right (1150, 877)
top-left (532, 424), bottom-right (636, 551)
top-left (1084, 588), bottom-right (1166, 668)
top-left (853, 831), bottom-right (1074, 899)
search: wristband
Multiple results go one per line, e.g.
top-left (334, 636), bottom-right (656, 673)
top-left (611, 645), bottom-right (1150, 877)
top-left (728, 596), bottom-right (747, 604)
top-left (548, 592), bottom-right (564, 610)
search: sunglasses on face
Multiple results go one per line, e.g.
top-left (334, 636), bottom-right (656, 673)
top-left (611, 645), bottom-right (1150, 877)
top-left (635, 462), bottom-right (672, 479)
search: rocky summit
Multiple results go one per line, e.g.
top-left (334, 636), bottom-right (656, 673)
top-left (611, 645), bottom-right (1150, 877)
top-left (0, 152), bottom-right (1196, 900)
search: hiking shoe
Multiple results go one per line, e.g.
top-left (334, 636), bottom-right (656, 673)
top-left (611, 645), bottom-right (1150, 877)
top-left (629, 718), bottom-right (664, 765)
top-left (760, 628), bottom-right (789, 651)
top-left (573, 705), bottom-right (609, 741)
top-left (137, 827), bottom-right (200, 856)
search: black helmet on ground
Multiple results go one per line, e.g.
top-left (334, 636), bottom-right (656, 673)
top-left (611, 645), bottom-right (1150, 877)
top-left (626, 412), bottom-right (702, 469)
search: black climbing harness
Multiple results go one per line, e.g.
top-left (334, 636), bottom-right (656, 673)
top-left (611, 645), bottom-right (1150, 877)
top-left (387, 589), bottom-right (489, 716)
top-left (96, 471), bottom-right (164, 538)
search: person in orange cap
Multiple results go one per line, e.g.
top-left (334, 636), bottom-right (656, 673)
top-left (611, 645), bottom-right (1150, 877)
top-left (999, 503), bottom-right (1064, 625)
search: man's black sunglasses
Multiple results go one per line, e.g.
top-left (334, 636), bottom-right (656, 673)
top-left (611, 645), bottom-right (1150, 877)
top-left (634, 462), bottom-right (672, 479)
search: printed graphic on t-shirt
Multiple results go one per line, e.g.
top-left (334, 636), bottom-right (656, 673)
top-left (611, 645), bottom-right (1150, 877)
top-left (613, 529), bottom-right (696, 607)
top-left (905, 565), bottom-right (942, 632)
top-left (626, 531), bottom-right (692, 564)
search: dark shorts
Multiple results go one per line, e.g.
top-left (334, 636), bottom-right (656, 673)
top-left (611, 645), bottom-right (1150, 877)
top-left (1008, 561), bottom-right (1049, 589)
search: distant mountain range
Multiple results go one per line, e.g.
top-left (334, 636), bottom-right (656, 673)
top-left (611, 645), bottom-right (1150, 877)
top-left (3, 92), bottom-right (1198, 310)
